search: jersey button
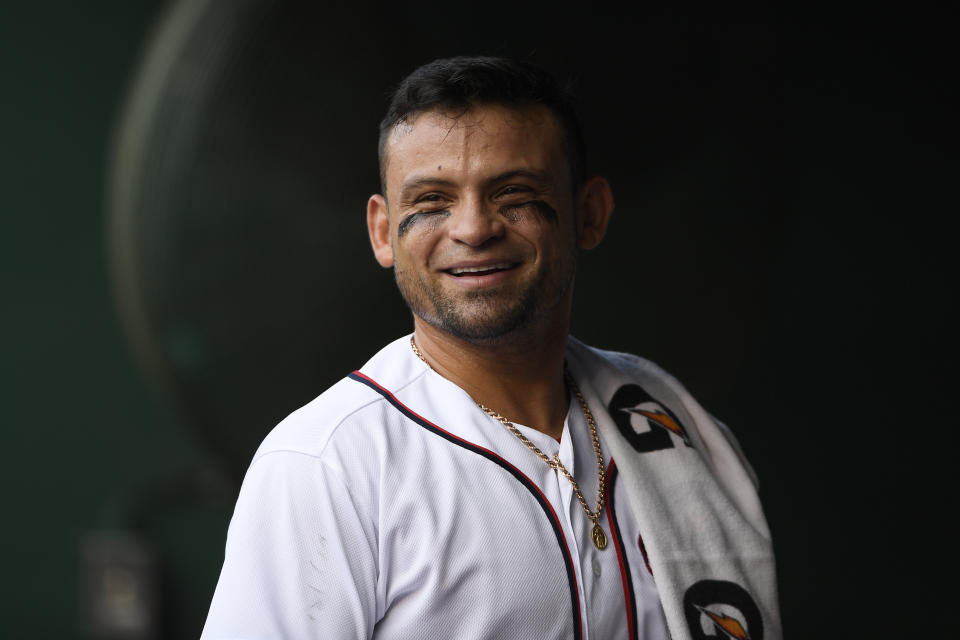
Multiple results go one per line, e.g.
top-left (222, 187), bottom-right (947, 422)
top-left (592, 559), bottom-right (602, 577)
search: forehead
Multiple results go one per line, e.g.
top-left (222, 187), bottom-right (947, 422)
top-left (382, 104), bottom-right (567, 193)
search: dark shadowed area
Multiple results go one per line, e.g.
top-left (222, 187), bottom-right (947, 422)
top-left (1, 1), bottom-right (954, 637)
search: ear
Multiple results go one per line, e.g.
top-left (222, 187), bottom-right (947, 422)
top-left (575, 176), bottom-right (614, 249)
top-left (367, 194), bottom-right (395, 267)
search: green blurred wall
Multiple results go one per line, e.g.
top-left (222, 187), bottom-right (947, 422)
top-left (0, 3), bottom-right (226, 637)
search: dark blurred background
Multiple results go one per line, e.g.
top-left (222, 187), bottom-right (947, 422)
top-left (1, 2), bottom-right (954, 638)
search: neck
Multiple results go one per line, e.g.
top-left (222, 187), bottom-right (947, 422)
top-left (412, 315), bottom-right (570, 440)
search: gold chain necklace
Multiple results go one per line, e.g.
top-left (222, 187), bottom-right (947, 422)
top-left (410, 336), bottom-right (608, 550)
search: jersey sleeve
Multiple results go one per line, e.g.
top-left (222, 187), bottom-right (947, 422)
top-left (201, 450), bottom-right (379, 640)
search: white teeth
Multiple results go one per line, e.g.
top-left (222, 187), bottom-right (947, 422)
top-left (449, 263), bottom-right (512, 275)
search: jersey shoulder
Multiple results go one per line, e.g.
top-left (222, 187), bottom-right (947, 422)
top-left (251, 334), bottom-right (424, 464)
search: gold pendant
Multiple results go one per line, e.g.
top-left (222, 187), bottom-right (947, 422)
top-left (592, 523), bottom-right (608, 550)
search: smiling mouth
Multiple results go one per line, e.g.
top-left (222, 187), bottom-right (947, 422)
top-left (445, 263), bottom-right (516, 277)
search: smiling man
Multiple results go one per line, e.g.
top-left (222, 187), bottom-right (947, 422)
top-left (202, 57), bottom-right (781, 640)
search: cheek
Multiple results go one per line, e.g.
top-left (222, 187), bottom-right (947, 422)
top-left (500, 200), bottom-right (559, 226)
top-left (507, 212), bottom-right (575, 256)
top-left (502, 211), bottom-right (552, 247)
top-left (396, 212), bottom-right (448, 240)
top-left (395, 217), bottom-right (445, 251)
top-left (394, 233), bottom-right (438, 269)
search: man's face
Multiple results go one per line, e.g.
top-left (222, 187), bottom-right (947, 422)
top-left (372, 104), bottom-right (582, 343)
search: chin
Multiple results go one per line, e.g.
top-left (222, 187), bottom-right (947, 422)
top-left (423, 302), bottom-right (534, 344)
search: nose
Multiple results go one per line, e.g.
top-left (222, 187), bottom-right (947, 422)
top-left (447, 196), bottom-right (505, 247)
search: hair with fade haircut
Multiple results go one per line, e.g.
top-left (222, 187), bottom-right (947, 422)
top-left (378, 55), bottom-right (587, 194)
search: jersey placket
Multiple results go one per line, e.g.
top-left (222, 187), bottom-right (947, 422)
top-left (553, 417), bottom-right (593, 639)
top-left (516, 417), bottom-right (592, 640)
top-left (566, 398), bottom-right (633, 640)
top-left (523, 400), bottom-right (638, 640)
top-left (516, 394), bottom-right (627, 640)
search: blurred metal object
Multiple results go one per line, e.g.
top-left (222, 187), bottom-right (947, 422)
top-left (105, 0), bottom-right (408, 481)
top-left (82, 531), bottom-right (158, 640)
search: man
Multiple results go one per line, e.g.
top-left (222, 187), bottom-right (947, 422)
top-left (202, 56), bottom-right (780, 640)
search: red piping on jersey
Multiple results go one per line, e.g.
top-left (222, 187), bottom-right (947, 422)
top-left (605, 460), bottom-right (638, 640)
top-left (638, 532), bottom-right (653, 577)
top-left (348, 370), bottom-right (583, 640)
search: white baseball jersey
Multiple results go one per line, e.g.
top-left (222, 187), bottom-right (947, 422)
top-left (202, 335), bottom-right (671, 639)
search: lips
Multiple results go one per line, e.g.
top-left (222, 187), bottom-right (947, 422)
top-left (439, 259), bottom-right (520, 289)
top-left (445, 262), bottom-right (516, 277)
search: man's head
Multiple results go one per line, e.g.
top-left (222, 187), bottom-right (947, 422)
top-left (378, 56), bottom-right (587, 196)
top-left (368, 57), bottom-right (613, 346)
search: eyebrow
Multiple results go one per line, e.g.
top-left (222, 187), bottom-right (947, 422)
top-left (397, 169), bottom-right (551, 202)
top-left (484, 169), bottom-right (551, 189)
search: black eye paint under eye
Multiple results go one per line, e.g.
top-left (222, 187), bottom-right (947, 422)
top-left (499, 200), bottom-right (559, 223)
top-left (398, 210), bottom-right (450, 237)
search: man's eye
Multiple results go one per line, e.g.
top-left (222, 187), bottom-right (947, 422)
top-left (414, 205), bottom-right (449, 215)
top-left (499, 185), bottom-right (530, 197)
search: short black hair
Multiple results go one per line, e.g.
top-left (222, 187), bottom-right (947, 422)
top-left (378, 56), bottom-right (586, 193)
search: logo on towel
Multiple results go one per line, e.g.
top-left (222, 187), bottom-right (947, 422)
top-left (608, 384), bottom-right (691, 452)
top-left (683, 580), bottom-right (763, 640)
